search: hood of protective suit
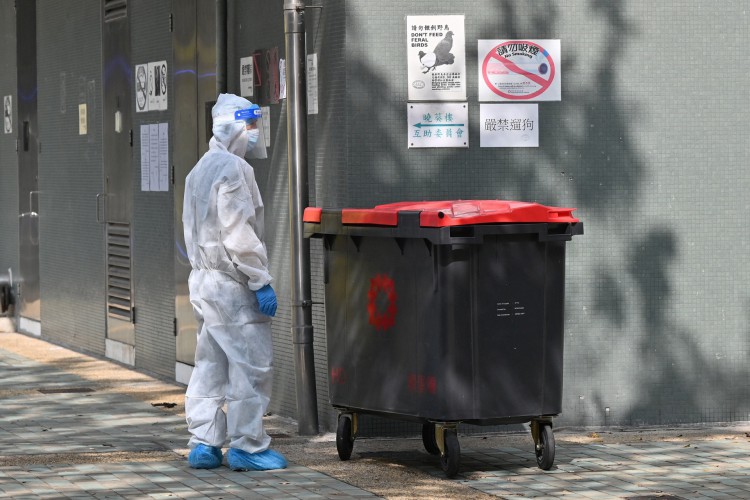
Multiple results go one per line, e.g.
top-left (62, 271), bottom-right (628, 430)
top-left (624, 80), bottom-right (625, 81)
top-left (212, 93), bottom-right (253, 156)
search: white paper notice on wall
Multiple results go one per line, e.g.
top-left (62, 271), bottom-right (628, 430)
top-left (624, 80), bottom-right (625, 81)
top-left (279, 59), bottom-right (286, 99)
top-left (149, 124), bottom-right (160, 189)
top-left (408, 102), bottom-right (469, 148)
top-left (3, 95), bottom-right (12, 134)
top-left (240, 56), bottom-right (254, 97)
top-left (140, 122), bottom-right (170, 191)
top-left (136, 61), bottom-right (168, 112)
top-left (477, 40), bottom-right (561, 102)
top-left (140, 125), bottom-right (150, 190)
top-left (307, 54), bottom-right (318, 115)
top-left (406, 15), bottom-right (466, 101)
top-left (479, 104), bottom-right (538, 148)
top-left (149, 61), bottom-right (168, 111)
top-left (135, 64), bottom-right (149, 112)
top-left (158, 123), bottom-right (169, 191)
top-left (78, 104), bottom-right (87, 135)
top-left (261, 106), bottom-right (271, 147)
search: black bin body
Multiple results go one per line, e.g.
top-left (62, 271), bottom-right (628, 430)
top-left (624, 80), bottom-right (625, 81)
top-left (304, 200), bottom-right (583, 425)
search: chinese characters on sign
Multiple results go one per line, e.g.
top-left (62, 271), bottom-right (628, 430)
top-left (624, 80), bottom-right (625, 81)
top-left (407, 15), bottom-right (466, 101)
top-left (484, 117), bottom-right (534, 132)
top-left (140, 123), bottom-right (169, 191)
top-left (408, 103), bottom-right (469, 148)
top-left (307, 54), bottom-right (318, 115)
top-left (404, 24), bottom-right (561, 149)
top-left (261, 106), bottom-right (271, 147)
top-left (240, 56), bottom-right (254, 97)
top-left (480, 104), bottom-right (538, 148)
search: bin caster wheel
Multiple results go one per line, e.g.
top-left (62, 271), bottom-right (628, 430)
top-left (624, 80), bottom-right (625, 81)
top-left (336, 414), bottom-right (355, 461)
top-left (535, 424), bottom-right (555, 470)
top-left (422, 423), bottom-right (440, 455)
top-left (440, 429), bottom-right (460, 478)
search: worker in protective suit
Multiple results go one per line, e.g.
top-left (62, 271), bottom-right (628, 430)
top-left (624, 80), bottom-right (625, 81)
top-left (182, 93), bottom-right (286, 471)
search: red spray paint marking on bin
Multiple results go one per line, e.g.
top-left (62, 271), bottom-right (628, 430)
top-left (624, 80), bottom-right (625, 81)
top-left (330, 367), bottom-right (347, 385)
top-left (367, 274), bottom-right (397, 331)
top-left (408, 374), bottom-right (437, 394)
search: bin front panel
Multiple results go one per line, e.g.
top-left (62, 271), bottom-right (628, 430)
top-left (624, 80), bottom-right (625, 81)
top-left (326, 234), bottom-right (429, 416)
top-left (472, 236), bottom-right (548, 418)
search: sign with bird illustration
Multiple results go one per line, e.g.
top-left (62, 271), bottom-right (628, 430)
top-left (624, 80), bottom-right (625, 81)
top-left (478, 40), bottom-right (561, 101)
top-left (407, 15), bottom-right (466, 101)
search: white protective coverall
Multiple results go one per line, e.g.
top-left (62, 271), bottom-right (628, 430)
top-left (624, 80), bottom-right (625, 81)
top-left (183, 94), bottom-right (273, 454)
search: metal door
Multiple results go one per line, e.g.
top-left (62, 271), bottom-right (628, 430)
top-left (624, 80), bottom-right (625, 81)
top-left (101, 0), bottom-right (135, 355)
top-left (16, 0), bottom-right (40, 334)
top-left (173, 0), bottom-right (219, 379)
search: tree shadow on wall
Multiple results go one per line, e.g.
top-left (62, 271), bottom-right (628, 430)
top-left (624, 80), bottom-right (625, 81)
top-left (619, 228), bottom-right (750, 425)
top-left (538, 0), bottom-right (644, 213)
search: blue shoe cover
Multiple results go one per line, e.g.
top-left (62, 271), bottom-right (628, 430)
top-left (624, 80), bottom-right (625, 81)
top-left (188, 444), bottom-right (223, 469)
top-left (227, 448), bottom-right (288, 471)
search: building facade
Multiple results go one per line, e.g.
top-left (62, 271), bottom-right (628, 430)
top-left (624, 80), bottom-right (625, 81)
top-left (0, 0), bottom-right (748, 433)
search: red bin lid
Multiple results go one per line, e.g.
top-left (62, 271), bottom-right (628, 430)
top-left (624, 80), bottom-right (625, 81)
top-left (325, 200), bottom-right (578, 227)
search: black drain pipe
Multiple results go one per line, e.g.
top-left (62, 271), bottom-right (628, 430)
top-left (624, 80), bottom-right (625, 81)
top-left (216, 0), bottom-right (227, 94)
top-left (284, 0), bottom-right (319, 436)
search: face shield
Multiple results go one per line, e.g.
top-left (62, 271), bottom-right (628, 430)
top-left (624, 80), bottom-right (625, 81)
top-left (213, 104), bottom-right (268, 160)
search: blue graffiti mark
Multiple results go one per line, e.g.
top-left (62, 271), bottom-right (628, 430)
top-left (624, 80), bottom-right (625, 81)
top-left (19, 86), bottom-right (38, 102)
top-left (175, 238), bottom-right (189, 259)
top-left (103, 55), bottom-right (133, 86)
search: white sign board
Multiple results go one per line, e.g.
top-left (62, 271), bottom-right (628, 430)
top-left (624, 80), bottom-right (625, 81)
top-left (78, 104), bottom-right (87, 135)
top-left (135, 64), bottom-right (148, 112)
top-left (480, 104), bottom-right (538, 148)
top-left (149, 61), bottom-right (168, 111)
top-left (408, 102), bottom-right (468, 148)
top-left (136, 61), bottom-right (168, 112)
top-left (140, 122), bottom-right (170, 191)
top-left (3, 95), bottom-right (12, 134)
top-left (307, 54), bottom-right (318, 115)
top-left (407, 15), bottom-right (466, 101)
top-left (478, 40), bottom-right (560, 101)
top-left (240, 56), bottom-right (254, 97)
top-left (261, 106), bottom-right (271, 147)
top-left (279, 59), bottom-right (286, 99)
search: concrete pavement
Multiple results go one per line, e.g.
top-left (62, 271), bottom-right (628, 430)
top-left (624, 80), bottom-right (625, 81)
top-left (1, 331), bottom-right (749, 499)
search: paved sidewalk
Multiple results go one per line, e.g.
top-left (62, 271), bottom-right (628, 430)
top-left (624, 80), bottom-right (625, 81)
top-left (1, 332), bottom-right (750, 499)
top-left (0, 342), bottom-right (376, 499)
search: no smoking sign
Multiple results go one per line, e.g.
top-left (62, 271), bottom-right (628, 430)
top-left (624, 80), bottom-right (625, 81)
top-left (478, 39), bottom-right (561, 101)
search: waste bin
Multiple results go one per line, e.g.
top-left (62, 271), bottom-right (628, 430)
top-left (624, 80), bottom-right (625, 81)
top-left (304, 200), bottom-right (583, 477)
top-left (0, 275), bottom-right (14, 315)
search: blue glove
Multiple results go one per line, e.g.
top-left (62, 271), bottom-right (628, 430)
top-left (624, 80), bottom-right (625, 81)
top-left (255, 284), bottom-right (277, 317)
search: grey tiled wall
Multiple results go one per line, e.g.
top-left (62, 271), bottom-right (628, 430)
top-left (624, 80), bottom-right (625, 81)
top-left (309, 0), bottom-right (750, 428)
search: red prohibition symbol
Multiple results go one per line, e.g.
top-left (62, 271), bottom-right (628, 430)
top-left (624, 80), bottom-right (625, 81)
top-left (482, 40), bottom-right (556, 100)
top-left (367, 274), bottom-right (398, 331)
